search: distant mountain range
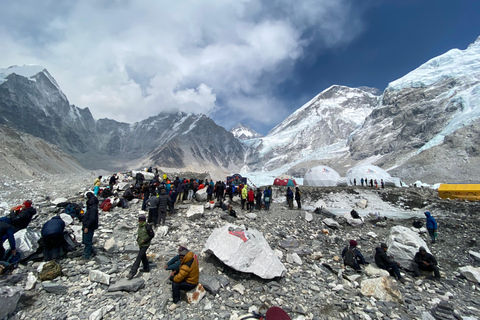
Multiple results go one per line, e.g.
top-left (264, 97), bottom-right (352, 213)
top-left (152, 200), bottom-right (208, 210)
top-left (1, 36), bottom-right (479, 184)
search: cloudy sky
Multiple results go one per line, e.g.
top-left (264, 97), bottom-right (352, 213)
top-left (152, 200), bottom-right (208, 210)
top-left (1, 0), bottom-right (479, 135)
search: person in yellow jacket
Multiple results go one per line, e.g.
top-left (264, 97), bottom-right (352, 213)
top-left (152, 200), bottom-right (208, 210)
top-left (169, 249), bottom-right (199, 310)
top-left (241, 184), bottom-right (248, 210)
top-left (93, 176), bottom-right (102, 196)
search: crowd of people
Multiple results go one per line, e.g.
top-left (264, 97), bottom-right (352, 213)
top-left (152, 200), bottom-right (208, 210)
top-left (0, 169), bottom-right (442, 310)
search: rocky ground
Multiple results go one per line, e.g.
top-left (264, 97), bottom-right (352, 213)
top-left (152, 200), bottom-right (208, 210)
top-left (1, 173), bottom-right (480, 320)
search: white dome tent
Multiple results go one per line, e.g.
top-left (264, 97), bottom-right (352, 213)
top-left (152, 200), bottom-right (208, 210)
top-left (303, 166), bottom-right (341, 187)
top-left (346, 164), bottom-right (401, 187)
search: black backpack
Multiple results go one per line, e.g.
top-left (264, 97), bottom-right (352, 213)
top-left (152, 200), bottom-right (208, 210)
top-left (344, 247), bottom-right (356, 267)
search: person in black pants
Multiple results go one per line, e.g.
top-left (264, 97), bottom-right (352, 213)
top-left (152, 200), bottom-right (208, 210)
top-left (127, 215), bottom-right (154, 279)
top-left (41, 216), bottom-right (67, 261)
top-left (374, 243), bottom-right (405, 283)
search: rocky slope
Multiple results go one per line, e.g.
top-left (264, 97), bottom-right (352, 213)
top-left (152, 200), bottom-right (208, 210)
top-left (1, 174), bottom-right (480, 320)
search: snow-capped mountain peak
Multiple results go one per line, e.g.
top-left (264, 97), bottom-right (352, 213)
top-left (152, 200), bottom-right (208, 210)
top-left (230, 123), bottom-right (263, 140)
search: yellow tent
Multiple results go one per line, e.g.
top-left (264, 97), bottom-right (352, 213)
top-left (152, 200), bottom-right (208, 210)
top-left (438, 184), bottom-right (480, 201)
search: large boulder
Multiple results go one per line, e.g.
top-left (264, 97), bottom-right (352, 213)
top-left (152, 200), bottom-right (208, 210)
top-left (458, 266), bottom-right (480, 283)
top-left (203, 224), bottom-right (286, 279)
top-left (360, 276), bottom-right (403, 303)
top-left (386, 226), bottom-right (430, 269)
top-left (0, 286), bottom-right (23, 319)
top-left (195, 188), bottom-right (208, 202)
top-left (186, 205), bottom-right (204, 220)
top-left (3, 228), bottom-right (41, 260)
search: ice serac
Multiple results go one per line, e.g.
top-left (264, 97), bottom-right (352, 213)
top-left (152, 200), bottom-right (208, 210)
top-left (349, 36), bottom-right (480, 183)
top-left (203, 224), bottom-right (286, 279)
top-left (246, 85), bottom-right (380, 173)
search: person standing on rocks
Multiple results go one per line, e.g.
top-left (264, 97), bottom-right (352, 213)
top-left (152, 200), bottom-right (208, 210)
top-left (263, 187), bottom-right (272, 210)
top-left (82, 192), bottom-right (99, 260)
top-left (410, 246), bottom-right (441, 279)
top-left (374, 243), bottom-right (405, 282)
top-left (295, 187), bottom-right (301, 209)
top-left (425, 211), bottom-right (438, 243)
top-left (127, 215), bottom-right (154, 279)
top-left (255, 188), bottom-right (262, 210)
top-left (286, 187), bottom-right (294, 209)
top-left (247, 188), bottom-right (255, 212)
top-left (108, 173), bottom-right (118, 191)
top-left (157, 188), bottom-right (169, 226)
top-left (168, 187), bottom-right (178, 214)
top-left (169, 248), bottom-right (199, 311)
top-left (147, 190), bottom-right (160, 228)
top-left (41, 215), bottom-right (67, 261)
top-left (342, 240), bottom-right (367, 271)
top-left (141, 182), bottom-right (151, 211)
top-left (241, 184), bottom-right (247, 210)
top-left (93, 175), bottom-right (102, 196)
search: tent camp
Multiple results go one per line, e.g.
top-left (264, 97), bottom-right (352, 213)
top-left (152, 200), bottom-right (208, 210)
top-left (273, 174), bottom-right (297, 186)
top-left (303, 166), bottom-right (341, 187)
top-left (346, 164), bottom-right (399, 186)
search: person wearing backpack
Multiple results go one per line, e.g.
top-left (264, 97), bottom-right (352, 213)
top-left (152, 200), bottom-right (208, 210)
top-left (127, 215), bottom-right (155, 279)
top-left (342, 240), bottom-right (368, 271)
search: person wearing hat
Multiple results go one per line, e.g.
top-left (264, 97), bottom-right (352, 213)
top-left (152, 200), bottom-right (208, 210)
top-left (127, 215), bottom-right (155, 279)
top-left (169, 248), bottom-right (199, 311)
top-left (410, 246), bottom-right (441, 279)
top-left (164, 245), bottom-right (189, 272)
top-left (374, 242), bottom-right (405, 282)
top-left (341, 239), bottom-right (368, 271)
top-left (10, 200), bottom-right (37, 232)
top-left (425, 211), bottom-right (438, 243)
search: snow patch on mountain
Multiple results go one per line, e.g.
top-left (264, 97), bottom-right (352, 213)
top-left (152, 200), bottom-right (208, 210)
top-left (0, 65), bottom-right (46, 85)
top-left (230, 123), bottom-right (263, 140)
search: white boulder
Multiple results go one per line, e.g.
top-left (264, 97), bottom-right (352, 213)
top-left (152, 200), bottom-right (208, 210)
top-left (186, 205), bottom-right (204, 220)
top-left (386, 226), bottom-right (430, 268)
top-left (203, 224), bottom-right (286, 279)
top-left (458, 266), bottom-right (480, 283)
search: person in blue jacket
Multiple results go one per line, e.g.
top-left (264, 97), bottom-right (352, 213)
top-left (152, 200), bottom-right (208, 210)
top-left (0, 221), bottom-right (16, 261)
top-left (164, 245), bottom-right (188, 271)
top-left (41, 215), bottom-right (67, 261)
top-left (425, 211), bottom-right (438, 243)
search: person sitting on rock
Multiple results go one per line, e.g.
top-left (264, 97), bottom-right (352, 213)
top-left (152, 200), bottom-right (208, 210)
top-left (169, 248), bottom-right (199, 311)
top-left (41, 215), bottom-right (67, 261)
top-left (374, 243), bottom-right (405, 283)
top-left (127, 215), bottom-right (154, 279)
top-left (123, 185), bottom-right (135, 201)
top-left (227, 205), bottom-right (237, 218)
top-left (164, 245), bottom-right (189, 272)
top-left (410, 246), bottom-right (441, 279)
top-left (100, 186), bottom-right (112, 199)
top-left (342, 239), bottom-right (368, 271)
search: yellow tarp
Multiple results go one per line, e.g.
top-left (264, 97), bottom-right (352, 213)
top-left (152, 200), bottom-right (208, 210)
top-left (438, 184), bottom-right (480, 201)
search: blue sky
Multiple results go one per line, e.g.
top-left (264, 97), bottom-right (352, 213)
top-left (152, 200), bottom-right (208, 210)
top-left (0, 0), bottom-right (479, 135)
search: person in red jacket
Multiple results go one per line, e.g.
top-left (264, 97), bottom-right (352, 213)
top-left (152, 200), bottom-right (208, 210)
top-left (247, 188), bottom-right (255, 212)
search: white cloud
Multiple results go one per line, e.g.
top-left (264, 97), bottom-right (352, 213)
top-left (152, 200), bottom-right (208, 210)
top-left (0, 0), bottom-right (364, 126)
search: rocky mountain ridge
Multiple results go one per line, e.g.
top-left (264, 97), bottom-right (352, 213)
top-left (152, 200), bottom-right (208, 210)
top-left (1, 36), bottom-right (480, 183)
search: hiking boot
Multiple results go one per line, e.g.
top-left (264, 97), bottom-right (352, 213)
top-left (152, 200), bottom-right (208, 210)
top-left (140, 268), bottom-right (150, 273)
top-left (126, 274), bottom-right (134, 280)
top-left (398, 278), bottom-right (407, 283)
top-left (169, 303), bottom-right (178, 311)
